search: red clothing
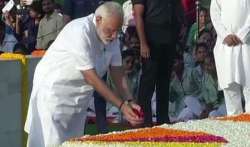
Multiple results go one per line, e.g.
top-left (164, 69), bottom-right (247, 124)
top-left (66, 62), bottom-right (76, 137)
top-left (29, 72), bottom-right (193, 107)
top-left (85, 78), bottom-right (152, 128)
top-left (181, 0), bottom-right (196, 24)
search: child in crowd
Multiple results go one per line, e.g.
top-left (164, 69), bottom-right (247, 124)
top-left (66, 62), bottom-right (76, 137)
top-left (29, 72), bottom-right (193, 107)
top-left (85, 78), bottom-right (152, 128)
top-left (123, 25), bottom-right (139, 51)
top-left (197, 29), bottom-right (214, 53)
top-left (169, 53), bottom-right (201, 122)
top-left (200, 55), bottom-right (226, 118)
top-left (122, 49), bottom-right (140, 100)
top-left (194, 42), bottom-right (208, 67)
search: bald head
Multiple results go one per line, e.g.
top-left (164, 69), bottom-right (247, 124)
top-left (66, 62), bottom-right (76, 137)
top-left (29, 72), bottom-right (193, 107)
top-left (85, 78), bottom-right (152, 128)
top-left (95, 1), bottom-right (123, 22)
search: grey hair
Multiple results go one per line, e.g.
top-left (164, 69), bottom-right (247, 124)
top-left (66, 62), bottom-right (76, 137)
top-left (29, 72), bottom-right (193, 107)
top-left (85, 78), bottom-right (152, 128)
top-left (95, 1), bottom-right (124, 20)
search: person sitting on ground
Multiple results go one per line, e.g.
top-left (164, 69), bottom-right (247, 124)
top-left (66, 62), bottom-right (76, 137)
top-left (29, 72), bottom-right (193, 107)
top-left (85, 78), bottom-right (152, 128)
top-left (169, 53), bottom-right (201, 122)
top-left (197, 29), bottom-right (215, 53)
top-left (199, 54), bottom-right (226, 118)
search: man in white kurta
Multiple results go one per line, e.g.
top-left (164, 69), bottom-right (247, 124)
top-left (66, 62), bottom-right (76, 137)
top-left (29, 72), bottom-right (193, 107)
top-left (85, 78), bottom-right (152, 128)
top-left (24, 2), bottom-right (142, 147)
top-left (210, 0), bottom-right (250, 115)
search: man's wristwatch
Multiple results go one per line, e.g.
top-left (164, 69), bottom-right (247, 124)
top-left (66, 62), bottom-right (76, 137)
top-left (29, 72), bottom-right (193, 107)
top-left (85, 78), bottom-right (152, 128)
top-left (127, 99), bottom-right (133, 103)
top-left (119, 100), bottom-right (129, 110)
top-left (119, 99), bottom-right (134, 110)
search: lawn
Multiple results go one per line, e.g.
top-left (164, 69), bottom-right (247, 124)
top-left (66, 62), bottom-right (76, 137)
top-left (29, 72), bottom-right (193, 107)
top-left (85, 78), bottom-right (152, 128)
top-left (84, 122), bottom-right (134, 135)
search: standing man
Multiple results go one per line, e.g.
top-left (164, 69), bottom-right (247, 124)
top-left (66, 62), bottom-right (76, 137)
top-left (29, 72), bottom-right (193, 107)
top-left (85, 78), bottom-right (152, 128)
top-left (210, 0), bottom-right (250, 115)
top-left (132, 0), bottom-right (184, 126)
top-left (63, 0), bottom-right (111, 24)
top-left (62, 0), bottom-right (112, 134)
top-left (63, 0), bottom-right (99, 24)
top-left (36, 0), bottom-right (64, 50)
top-left (25, 2), bottom-right (142, 147)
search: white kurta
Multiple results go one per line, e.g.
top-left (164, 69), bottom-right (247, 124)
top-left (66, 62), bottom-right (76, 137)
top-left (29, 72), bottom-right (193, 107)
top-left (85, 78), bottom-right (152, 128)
top-left (24, 14), bottom-right (122, 147)
top-left (210, 0), bottom-right (250, 89)
top-left (122, 0), bottom-right (134, 32)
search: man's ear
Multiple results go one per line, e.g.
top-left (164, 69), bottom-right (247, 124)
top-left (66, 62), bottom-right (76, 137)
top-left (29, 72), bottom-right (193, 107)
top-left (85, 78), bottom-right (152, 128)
top-left (96, 16), bottom-right (102, 25)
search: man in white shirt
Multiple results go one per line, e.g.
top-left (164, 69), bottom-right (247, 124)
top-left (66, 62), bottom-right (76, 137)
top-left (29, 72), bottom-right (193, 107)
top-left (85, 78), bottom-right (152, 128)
top-left (210, 0), bottom-right (250, 115)
top-left (25, 2), bottom-right (143, 147)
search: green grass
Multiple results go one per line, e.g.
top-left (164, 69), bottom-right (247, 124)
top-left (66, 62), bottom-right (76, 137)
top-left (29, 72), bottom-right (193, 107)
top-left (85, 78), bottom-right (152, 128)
top-left (84, 123), bottom-right (132, 135)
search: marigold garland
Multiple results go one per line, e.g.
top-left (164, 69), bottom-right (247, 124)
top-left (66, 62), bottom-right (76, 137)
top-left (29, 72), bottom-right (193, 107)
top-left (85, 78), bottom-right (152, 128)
top-left (0, 53), bottom-right (29, 147)
top-left (31, 49), bottom-right (46, 57)
top-left (216, 113), bottom-right (250, 122)
top-left (76, 127), bottom-right (227, 143)
top-left (64, 114), bottom-right (250, 146)
top-left (64, 141), bottom-right (223, 147)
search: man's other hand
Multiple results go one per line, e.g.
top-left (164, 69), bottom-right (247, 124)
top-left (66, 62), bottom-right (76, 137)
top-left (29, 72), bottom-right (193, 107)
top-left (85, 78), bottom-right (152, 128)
top-left (140, 43), bottom-right (150, 59)
top-left (120, 101), bottom-right (143, 126)
top-left (223, 34), bottom-right (242, 46)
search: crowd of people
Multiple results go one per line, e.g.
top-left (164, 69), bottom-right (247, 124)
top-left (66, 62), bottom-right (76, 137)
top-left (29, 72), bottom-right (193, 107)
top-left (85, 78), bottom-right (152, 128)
top-left (0, 0), bottom-right (228, 126)
top-left (0, 0), bottom-right (113, 54)
top-left (117, 0), bottom-right (227, 125)
top-left (1, 0), bottom-right (250, 146)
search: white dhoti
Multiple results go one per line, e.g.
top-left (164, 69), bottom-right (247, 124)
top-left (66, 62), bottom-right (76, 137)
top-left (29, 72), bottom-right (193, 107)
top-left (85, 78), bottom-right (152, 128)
top-left (223, 83), bottom-right (250, 115)
top-left (210, 0), bottom-right (250, 116)
top-left (25, 82), bottom-right (91, 147)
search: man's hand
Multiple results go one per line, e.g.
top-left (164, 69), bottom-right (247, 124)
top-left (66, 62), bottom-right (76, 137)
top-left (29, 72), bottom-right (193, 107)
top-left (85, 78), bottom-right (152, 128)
top-left (120, 101), bottom-right (143, 126)
top-left (223, 34), bottom-right (242, 46)
top-left (129, 101), bottom-right (144, 118)
top-left (140, 43), bottom-right (150, 59)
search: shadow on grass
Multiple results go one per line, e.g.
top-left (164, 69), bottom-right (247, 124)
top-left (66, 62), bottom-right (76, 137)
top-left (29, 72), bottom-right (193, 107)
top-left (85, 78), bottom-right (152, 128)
top-left (84, 122), bottom-right (133, 135)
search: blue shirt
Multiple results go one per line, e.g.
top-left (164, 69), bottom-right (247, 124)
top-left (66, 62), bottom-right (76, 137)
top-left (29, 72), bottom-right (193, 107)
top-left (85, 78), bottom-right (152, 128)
top-left (0, 34), bottom-right (18, 53)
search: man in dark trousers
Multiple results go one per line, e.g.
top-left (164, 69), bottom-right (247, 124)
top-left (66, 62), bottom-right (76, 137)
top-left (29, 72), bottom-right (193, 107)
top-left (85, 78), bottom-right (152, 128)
top-left (63, 0), bottom-right (111, 24)
top-left (132, 0), bottom-right (183, 126)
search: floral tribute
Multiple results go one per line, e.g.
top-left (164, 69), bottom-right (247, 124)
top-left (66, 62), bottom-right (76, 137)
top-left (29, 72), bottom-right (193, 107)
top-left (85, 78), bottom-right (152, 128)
top-left (216, 113), bottom-right (250, 122)
top-left (74, 127), bottom-right (227, 145)
top-left (31, 49), bottom-right (46, 57)
top-left (64, 114), bottom-right (250, 146)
